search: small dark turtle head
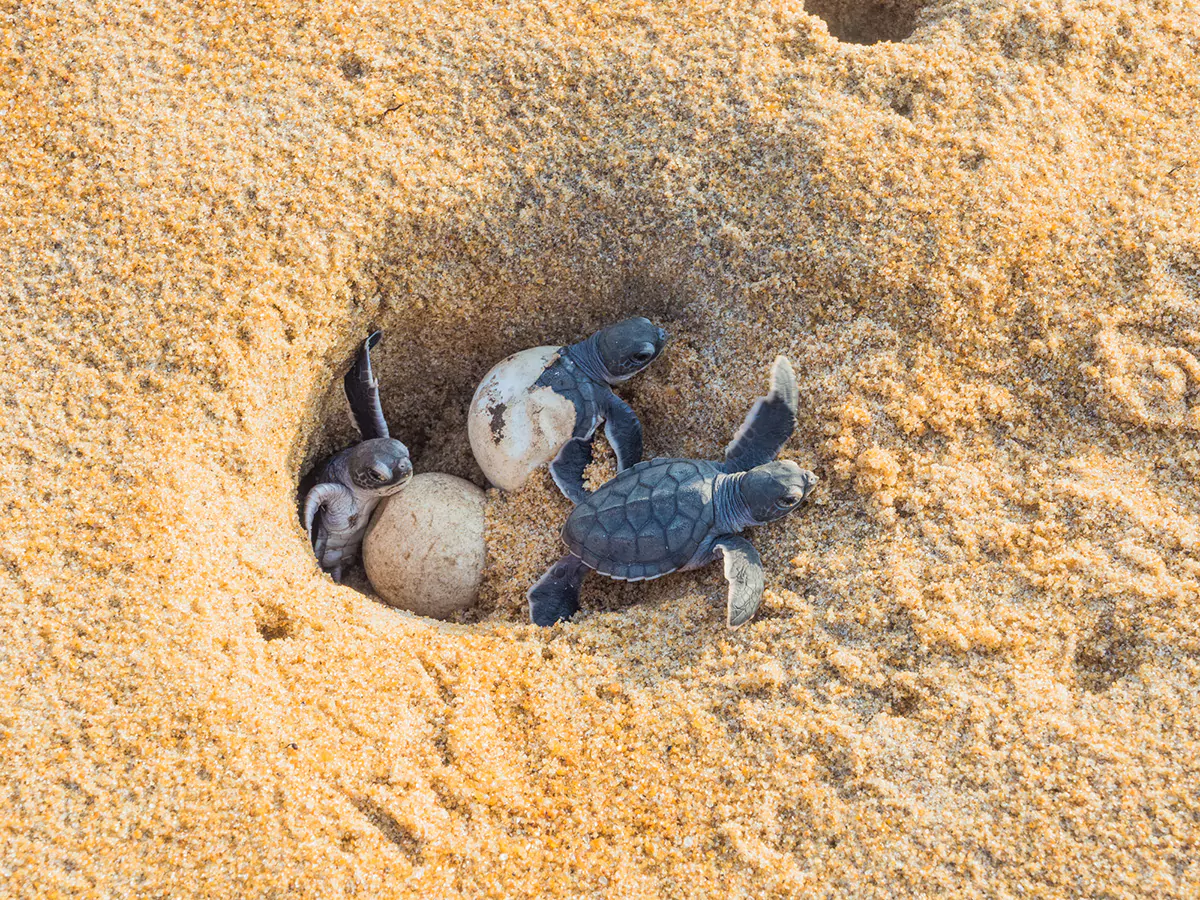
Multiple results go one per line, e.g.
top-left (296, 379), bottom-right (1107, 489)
top-left (348, 438), bottom-right (412, 495)
top-left (594, 317), bottom-right (668, 382)
top-left (739, 460), bottom-right (817, 525)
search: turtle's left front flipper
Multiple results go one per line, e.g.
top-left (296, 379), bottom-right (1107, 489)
top-left (550, 436), bottom-right (595, 505)
top-left (723, 356), bottom-right (799, 473)
top-left (345, 331), bottom-right (390, 440)
top-left (712, 536), bottom-right (765, 628)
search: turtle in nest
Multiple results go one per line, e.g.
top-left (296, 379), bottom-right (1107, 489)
top-left (528, 356), bottom-right (817, 628)
top-left (303, 331), bottom-right (412, 582)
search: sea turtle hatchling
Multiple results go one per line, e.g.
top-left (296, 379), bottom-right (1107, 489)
top-left (528, 356), bottom-right (817, 628)
top-left (303, 331), bottom-right (412, 582)
top-left (468, 317), bottom-right (668, 503)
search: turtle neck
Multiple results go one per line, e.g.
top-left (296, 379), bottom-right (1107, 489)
top-left (714, 472), bottom-right (758, 533)
top-left (563, 334), bottom-right (612, 385)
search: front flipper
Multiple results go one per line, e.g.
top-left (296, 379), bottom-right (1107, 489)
top-left (528, 555), bottom-right (589, 626)
top-left (303, 482), bottom-right (356, 575)
top-left (712, 536), bottom-right (765, 628)
top-left (723, 356), bottom-right (799, 473)
top-left (601, 391), bottom-right (643, 472)
top-left (344, 331), bottom-right (390, 440)
top-left (549, 433), bottom-right (596, 505)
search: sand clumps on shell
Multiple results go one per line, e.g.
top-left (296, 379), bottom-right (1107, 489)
top-left (3, 0), bottom-right (1200, 898)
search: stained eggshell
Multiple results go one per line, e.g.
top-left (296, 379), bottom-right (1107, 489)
top-left (363, 473), bottom-right (486, 620)
top-left (468, 346), bottom-right (578, 491)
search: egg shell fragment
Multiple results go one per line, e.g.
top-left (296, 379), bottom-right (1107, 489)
top-left (468, 346), bottom-right (579, 491)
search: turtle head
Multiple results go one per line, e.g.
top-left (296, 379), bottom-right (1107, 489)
top-left (593, 317), bottom-right (668, 383)
top-left (739, 460), bottom-right (817, 525)
top-left (348, 438), bottom-right (413, 495)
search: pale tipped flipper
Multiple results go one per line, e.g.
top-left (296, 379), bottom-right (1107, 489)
top-left (712, 536), bottom-right (765, 628)
top-left (723, 356), bottom-right (799, 473)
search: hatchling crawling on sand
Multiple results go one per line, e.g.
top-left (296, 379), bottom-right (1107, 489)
top-left (468, 317), bottom-right (668, 503)
top-left (528, 356), bottom-right (817, 628)
top-left (304, 331), bottom-right (412, 581)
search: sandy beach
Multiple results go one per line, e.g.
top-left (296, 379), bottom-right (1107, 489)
top-left (2, 0), bottom-right (1198, 896)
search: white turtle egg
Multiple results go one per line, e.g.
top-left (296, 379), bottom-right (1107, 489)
top-left (467, 346), bottom-right (578, 492)
top-left (363, 473), bottom-right (486, 620)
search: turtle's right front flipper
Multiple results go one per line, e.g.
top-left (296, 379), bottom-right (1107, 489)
top-left (345, 331), bottom-right (390, 440)
top-left (528, 555), bottom-right (588, 626)
top-left (712, 536), bottom-right (765, 628)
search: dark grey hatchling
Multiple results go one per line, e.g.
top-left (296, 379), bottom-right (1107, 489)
top-left (528, 356), bottom-right (817, 628)
top-left (304, 331), bottom-right (412, 581)
top-left (536, 316), bottom-right (669, 503)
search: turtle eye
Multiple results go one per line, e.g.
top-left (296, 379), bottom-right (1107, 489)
top-left (630, 343), bottom-right (656, 366)
top-left (776, 495), bottom-right (799, 510)
top-left (369, 468), bottom-right (388, 483)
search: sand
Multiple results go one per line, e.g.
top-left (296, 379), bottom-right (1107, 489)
top-left (2, 0), bottom-right (1199, 896)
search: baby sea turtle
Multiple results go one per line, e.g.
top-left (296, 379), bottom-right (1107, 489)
top-left (528, 356), bottom-right (816, 628)
top-left (468, 317), bottom-right (668, 503)
top-left (303, 331), bottom-right (412, 582)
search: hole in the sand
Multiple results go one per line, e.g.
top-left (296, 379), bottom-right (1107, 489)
top-left (293, 264), bottom-right (692, 614)
top-left (805, 0), bottom-right (932, 45)
top-left (886, 685), bottom-right (920, 716)
top-left (338, 53), bottom-right (367, 81)
top-left (1075, 611), bottom-right (1142, 692)
top-left (890, 94), bottom-right (914, 118)
top-left (254, 606), bottom-right (293, 641)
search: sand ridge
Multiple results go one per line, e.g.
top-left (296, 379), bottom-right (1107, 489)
top-left (2, 0), bottom-right (1199, 896)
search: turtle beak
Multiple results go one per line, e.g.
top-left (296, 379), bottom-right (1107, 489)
top-left (393, 458), bottom-right (413, 484)
top-left (656, 326), bottom-right (668, 346)
top-left (801, 471), bottom-right (818, 497)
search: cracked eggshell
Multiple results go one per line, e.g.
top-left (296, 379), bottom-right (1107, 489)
top-left (468, 346), bottom-right (578, 491)
top-left (363, 473), bottom-right (486, 620)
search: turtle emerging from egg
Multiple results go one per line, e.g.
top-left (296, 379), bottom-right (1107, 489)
top-left (468, 317), bottom-right (668, 503)
top-left (528, 356), bottom-right (817, 628)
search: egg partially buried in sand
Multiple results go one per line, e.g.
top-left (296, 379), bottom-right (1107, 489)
top-left (363, 473), bottom-right (487, 620)
top-left (468, 346), bottom-right (578, 492)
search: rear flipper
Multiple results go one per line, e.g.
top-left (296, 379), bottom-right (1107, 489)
top-left (712, 536), bottom-right (765, 628)
top-left (549, 435), bottom-right (595, 505)
top-left (528, 555), bottom-right (589, 626)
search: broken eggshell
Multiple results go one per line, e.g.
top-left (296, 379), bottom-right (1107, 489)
top-left (467, 346), bottom-right (578, 492)
top-left (363, 473), bottom-right (486, 620)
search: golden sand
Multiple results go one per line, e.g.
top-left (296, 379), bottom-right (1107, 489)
top-left (2, 0), bottom-right (1199, 896)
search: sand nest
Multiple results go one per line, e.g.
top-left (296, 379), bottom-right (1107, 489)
top-left (3, 0), bottom-right (1199, 896)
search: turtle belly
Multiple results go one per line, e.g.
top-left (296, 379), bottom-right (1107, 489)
top-left (563, 459), bottom-right (719, 582)
top-left (319, 518), bottom-right (369, 570)
top-left (468, 347), bottom-right (581, 491)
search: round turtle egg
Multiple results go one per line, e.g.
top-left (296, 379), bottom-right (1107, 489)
top-left (468, 346), bottom-right (578, 492)
top-left (363, 473), bottom-right (486, 620)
